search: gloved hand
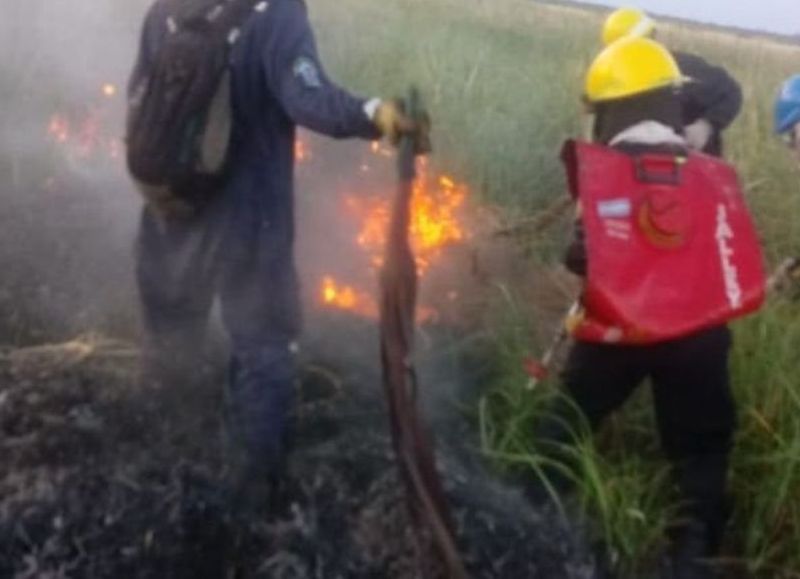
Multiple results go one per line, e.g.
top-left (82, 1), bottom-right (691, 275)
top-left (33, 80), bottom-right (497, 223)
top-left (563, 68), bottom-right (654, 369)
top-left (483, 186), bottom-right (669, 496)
top-left (370, 99), bottom-right (428, 147)
top-left (684, 118), bottom-right (713, 151)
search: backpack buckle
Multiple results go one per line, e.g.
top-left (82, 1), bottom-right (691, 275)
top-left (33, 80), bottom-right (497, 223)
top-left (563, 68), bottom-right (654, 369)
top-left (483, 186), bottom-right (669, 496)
top-left (634, 154), bottom-right (684, 186)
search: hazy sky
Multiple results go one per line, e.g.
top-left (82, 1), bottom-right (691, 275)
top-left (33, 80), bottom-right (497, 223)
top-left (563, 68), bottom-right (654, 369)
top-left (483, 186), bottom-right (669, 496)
top-left (580, 0), bottom-right (799, 35)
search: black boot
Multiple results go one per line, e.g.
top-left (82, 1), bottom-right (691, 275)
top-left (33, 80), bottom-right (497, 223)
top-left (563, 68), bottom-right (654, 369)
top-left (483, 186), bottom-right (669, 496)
top-left (662, 454), bottom-right (732, 579)
top-left (660, 519), bottom-right (720, 579)
top-left (224, 430), bottom-right (292, 522)
top-left (227, 456), bottom-right (290, 524)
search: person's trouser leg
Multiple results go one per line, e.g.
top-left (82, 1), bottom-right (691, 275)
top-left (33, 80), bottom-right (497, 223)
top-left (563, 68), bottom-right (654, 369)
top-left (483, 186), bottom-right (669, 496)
top-left (652, 327), bottom-right (735, 571)
top-left (225, 340), bottom-right (297, 475)
top-left (218, 220), bottom-right (302, 491)
top-left (531, 341), bottom-right (647, 496)
top-left (136, 207), bottom-right (222, 384)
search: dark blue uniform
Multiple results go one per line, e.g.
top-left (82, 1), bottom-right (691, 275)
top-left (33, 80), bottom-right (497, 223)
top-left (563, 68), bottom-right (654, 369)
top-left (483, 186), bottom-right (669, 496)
top-left (131, 0), bottom-right (379, 471)
top-left (675, 51), bottom-right (742, 157)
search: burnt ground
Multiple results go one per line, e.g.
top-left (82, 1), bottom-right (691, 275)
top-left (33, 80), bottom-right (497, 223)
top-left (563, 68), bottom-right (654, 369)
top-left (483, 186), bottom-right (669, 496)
top-left (0, 318), bottom-right (601, 579)
top-left (0, 132), bottom-right (599, 578)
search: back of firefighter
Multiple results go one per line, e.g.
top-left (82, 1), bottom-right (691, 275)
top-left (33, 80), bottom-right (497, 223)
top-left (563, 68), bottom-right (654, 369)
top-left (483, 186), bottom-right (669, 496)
top-left (536, 39), bottom-right (740, 579)
top-left (130, 0), bottom-right (419, 511)
top-left (776, 74), bottom-right (800, 163)
top-left (603, 7), bottom-right (742, 157)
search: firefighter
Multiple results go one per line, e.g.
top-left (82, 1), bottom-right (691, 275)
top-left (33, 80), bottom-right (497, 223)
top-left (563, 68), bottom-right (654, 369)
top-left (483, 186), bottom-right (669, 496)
top-left (532, 38), bottom-right (764, 579)
top-left (129, 0), bottom-right (422, 511)
top-left (602, 7), bottom-right (742, 157)
top-left (775, 75), bottom-right (800, 162)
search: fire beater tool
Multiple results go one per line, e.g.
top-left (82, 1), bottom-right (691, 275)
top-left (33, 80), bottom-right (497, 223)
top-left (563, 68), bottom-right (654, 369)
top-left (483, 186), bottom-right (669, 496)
top-left (523, 300), bottom-right (576, 390)
top-left (378, 87), bottom-right (467, 578)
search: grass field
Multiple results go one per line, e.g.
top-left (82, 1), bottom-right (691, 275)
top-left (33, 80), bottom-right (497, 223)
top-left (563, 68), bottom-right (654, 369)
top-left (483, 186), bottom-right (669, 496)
top-left (308, 0), bottom-right (800, 576)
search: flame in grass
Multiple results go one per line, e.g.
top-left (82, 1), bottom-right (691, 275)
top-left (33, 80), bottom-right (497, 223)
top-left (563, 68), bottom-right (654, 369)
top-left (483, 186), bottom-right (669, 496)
top-left (46, 84), bottom-right (122, 161)
top-left (48, 115), bottom-right (70, 144)
top-left (321, 276), bottom-right (378, 318)
top-left (321, 275), bottom-right (442, 324)
top-left (316, 139), bottom-right (469, 322)
top-left (47, 111), bottom-right (122, 160)
top-left (46, 105), bottom-right (466, 323)
top-left (347, 160), bottom-right (467, 276)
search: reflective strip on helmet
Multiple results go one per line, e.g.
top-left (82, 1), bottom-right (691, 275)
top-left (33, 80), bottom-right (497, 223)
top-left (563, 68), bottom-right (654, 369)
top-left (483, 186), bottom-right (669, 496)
top-left (629, 15), bottom-right (655, 38)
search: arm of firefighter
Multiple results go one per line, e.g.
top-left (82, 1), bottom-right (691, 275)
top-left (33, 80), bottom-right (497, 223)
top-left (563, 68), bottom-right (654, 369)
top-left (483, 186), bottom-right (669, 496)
top-left (128, 3), bottom-right (166, 97)
top-left (264, 0), bottom-right (380, 139)
top-left (675, 52), bottom-right (743, 132)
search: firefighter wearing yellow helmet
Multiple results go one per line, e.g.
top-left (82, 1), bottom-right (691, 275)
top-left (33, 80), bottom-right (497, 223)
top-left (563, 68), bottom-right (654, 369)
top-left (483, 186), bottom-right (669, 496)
top-left (527, 37), bottom-right (759, 579)
top-left (601, 7), bottom-right (742, 157)
top-left (602, 7), bottom-right (656, 45)
top-left (584, 36), bottom-right (683, 103)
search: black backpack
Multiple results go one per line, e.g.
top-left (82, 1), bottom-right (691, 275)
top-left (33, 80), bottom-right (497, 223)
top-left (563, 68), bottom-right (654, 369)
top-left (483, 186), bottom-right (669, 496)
top-left (126, 0), bottom-right (266, 213)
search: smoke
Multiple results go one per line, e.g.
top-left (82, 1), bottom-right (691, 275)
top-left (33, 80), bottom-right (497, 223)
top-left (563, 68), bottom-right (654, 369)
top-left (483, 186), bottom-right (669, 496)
top-left (1, 1), bottom-right (147, 151)
top-left (0, 2), bottom-right (151, 343)
top-left (0, 0), bottom-right (522, 417)
top-left (0, 4), bottom-right (600, 576)
top-left (0, 0), bottom-right (517, 505)
top-left (0, 1), bottom-right (404, 345)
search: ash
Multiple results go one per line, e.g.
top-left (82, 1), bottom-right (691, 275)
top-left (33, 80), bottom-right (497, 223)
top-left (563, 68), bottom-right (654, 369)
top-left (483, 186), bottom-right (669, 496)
top-left (0, 316), bottom-right (599, 579)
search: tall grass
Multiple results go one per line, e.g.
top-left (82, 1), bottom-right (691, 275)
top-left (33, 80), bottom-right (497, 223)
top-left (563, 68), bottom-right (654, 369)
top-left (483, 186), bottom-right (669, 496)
top-left (310, 0), bottom-right (800, 575)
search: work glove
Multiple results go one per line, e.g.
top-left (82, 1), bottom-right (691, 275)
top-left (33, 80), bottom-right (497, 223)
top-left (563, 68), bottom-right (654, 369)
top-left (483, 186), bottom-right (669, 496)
top-left (369, 98), bottom-right (430, 149)
top-left (683, 118), bottom-right (713, 151)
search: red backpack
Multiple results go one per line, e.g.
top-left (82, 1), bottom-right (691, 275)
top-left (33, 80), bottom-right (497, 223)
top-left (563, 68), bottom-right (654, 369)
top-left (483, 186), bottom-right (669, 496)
top-left (561, 139), bottom-right (766, 344)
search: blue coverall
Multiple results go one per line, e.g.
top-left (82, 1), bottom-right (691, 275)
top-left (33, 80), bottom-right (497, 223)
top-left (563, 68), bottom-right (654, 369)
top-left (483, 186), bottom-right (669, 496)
top-left (130, 0), bottom-right (380, 472)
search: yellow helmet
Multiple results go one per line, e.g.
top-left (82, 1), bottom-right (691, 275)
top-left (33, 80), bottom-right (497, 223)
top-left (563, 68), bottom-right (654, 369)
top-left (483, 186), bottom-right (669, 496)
top-left (602, 7), bottom-right (656, 46)
top-left (585, 37), bottom-right (683, 103)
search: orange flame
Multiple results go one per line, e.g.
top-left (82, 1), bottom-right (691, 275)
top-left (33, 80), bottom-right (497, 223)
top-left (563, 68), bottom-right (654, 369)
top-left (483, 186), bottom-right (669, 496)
top-left (48, 115), bottom-right (70, 144)
top-left (321, 276), bottom-right (378, 317)
top-left (46, 84), bottom-right (124, 162)
top-left (47, 109), bottom-right (120, 161)
top-left (316, 140), bottom-right (468, 322)
top-left (347, 161), bottom-right (467, 276)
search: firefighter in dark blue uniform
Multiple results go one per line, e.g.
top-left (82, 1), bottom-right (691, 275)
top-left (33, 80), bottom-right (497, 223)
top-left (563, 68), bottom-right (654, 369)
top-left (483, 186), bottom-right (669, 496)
top-left (130, 0), bottom-right (418, 507)
top-left (602, 7), bottom-right (742, 157)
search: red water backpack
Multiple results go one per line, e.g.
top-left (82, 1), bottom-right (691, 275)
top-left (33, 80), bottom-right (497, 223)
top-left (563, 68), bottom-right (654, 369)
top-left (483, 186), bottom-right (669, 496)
top-left (561, 139), bottom-right (766, 344)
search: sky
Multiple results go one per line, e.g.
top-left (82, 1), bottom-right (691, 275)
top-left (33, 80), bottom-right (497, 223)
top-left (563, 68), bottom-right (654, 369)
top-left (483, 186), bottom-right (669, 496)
top-left (578, 0), bottom-right (799, 36)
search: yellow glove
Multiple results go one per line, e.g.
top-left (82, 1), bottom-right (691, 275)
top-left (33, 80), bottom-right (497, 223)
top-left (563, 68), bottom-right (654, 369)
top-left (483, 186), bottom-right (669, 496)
top-left (371, 99), bottom-right (423, 146)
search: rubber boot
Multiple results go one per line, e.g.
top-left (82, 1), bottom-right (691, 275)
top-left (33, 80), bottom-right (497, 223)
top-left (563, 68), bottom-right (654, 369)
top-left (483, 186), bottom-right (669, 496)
top-left (224, 409), bottom-right (293, 522)
top-left (660, 519), bottom-right (719, 579)
top-left (661, 454), bottom-right (732, 579)
top-left (228, 459), bottom-right (284, 521)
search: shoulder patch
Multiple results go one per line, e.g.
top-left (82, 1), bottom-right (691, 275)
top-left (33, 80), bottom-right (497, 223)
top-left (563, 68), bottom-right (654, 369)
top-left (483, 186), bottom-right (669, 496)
top-left (292, 56), bottom-right (321, 88)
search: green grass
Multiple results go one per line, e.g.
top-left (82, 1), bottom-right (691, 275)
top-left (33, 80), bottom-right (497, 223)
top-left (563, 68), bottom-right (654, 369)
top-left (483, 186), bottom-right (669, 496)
top-left (309, 0), bottom-right (800, 575)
